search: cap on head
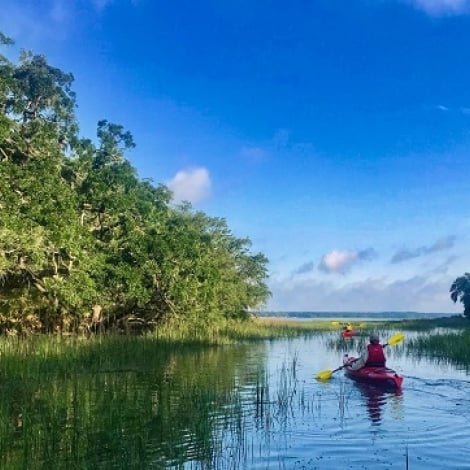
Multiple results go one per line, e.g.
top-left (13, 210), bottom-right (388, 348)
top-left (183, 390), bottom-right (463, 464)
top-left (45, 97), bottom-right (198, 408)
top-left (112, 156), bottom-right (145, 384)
top-left (369, 334), bottom-right (380, 344)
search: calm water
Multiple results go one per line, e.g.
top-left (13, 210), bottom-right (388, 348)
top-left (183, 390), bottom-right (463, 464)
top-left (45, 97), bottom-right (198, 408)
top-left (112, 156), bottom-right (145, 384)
top-left (1, 330), bottom-right (469, 469)
top-left (237, 333), bottom-right (470, 470)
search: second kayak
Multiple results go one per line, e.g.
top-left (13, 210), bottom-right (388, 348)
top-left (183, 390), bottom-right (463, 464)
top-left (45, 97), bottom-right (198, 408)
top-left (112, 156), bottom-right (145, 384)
top-left (341, 329), bottom-right (358, 338)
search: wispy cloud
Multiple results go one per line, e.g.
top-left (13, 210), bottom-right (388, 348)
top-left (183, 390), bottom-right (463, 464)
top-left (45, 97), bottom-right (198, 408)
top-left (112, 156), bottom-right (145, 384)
top-left (166, 167), bottom-right (212, 204)
top-left (268, 273), bottom-right (460, 313)
top-left (0, 2), bottom-right (59, 45)
top-left (0, 0), bottom-right (130, 47)
top-left (272, 128), bottom-right (290, 149)
top-left (93, 0), bottom-right (114, 12)
top-left (435, 104), bottom-right (470, 115)
top-left (240, 146), bottom-right (268, 160)
top-left (391, 236), bottom-right (455, 263)
top-left (292, 261), bottom-right (315, 276)
top-left (429, 255), bottom-right (458, 274)
top-left (407, 0), bottom-right (470, 16)
top-left (318, 248), bottom-right (377, 275)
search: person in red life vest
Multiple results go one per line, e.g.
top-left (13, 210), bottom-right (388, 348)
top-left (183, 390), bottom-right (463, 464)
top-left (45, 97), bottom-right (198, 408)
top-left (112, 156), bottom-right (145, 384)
top-left (349, 334), bottom-right (386, 370)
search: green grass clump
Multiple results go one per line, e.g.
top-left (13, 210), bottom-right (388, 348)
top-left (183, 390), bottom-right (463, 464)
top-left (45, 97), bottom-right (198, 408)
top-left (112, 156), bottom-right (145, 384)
top-left (407, 330), bottom-right (470, 368)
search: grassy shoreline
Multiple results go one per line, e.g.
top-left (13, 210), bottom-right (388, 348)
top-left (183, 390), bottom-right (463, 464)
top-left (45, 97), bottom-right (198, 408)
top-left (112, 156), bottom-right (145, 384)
top-left (0, 315), bottom-right (468, 376)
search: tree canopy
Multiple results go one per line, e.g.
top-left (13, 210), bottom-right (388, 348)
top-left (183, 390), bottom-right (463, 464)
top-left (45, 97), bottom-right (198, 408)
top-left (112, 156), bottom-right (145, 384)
top-left (0, 34), bottom-right (270, 334)
top-left (450, 273), bottom-right (470, 319)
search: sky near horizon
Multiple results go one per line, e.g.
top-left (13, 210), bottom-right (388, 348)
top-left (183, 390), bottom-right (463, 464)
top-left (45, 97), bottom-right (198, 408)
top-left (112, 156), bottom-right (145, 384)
top-left (2, 0), bottom-right (470, 313)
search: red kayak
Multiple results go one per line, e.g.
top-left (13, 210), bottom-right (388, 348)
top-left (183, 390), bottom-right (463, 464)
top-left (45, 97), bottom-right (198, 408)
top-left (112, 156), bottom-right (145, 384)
top-left (341, 330), bottom-right (358, 338)
top-left (342, 355), bottom-right (403, 389)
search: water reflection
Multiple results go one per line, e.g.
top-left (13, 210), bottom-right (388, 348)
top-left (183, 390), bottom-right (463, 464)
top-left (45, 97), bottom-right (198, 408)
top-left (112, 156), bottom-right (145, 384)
top-left (353, 382), bottom-right (403, 425)
top-left (0, 339), bottom-right (269, 469)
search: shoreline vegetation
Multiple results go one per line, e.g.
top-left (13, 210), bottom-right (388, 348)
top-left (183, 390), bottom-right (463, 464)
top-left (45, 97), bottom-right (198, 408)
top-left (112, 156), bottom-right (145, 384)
top-left (1, 316), bottom-right (469, 369)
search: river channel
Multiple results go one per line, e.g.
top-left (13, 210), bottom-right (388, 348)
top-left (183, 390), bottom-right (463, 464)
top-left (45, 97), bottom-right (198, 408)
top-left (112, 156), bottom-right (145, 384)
top-left (233, 331), bottom-right (470, 469)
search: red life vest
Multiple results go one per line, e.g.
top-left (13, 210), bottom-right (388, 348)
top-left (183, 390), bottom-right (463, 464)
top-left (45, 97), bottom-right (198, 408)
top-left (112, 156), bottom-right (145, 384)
top-left (366, 344), bottom-right (385, 366)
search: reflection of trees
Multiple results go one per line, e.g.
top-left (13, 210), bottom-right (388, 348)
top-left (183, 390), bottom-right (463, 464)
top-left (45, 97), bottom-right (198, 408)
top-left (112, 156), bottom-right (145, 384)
top-left (0, 338), bottom-right (267, 468)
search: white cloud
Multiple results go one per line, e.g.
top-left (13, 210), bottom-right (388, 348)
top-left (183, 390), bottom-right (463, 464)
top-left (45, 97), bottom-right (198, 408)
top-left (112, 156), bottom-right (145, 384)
top-left (408, 0), bottom-right (470, 15)
top-left (166, 167), bottom-right (212, 204)
top-left (318, 248), bottom-right (376, 274)
top-left (319, 250), bottom-right (357, 274)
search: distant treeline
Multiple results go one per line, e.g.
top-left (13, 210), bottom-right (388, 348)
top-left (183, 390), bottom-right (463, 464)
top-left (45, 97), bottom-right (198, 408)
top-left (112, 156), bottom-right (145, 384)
top-left (0, 33), bottom-right (270, 334)
top-left (257, 311), bottom-right (458, 320)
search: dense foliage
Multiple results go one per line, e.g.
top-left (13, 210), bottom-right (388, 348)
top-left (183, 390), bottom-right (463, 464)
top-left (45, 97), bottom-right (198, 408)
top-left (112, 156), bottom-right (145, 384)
top-left (0, 35), bottom-right (270, 334)
top-left (450, 273), bottom-right (470, 319)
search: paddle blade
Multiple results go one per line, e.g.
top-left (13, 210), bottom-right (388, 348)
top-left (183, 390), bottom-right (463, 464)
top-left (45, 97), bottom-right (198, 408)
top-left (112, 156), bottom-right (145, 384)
top-left (387, 332), bottom-right (405, 346)
top-left (315, 369), bottom-right (333, 381)
top-left (331, 321), bottom-right (339, 326)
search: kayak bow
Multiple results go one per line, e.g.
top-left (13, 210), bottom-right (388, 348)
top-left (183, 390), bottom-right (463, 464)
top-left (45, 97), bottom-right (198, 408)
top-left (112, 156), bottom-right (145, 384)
top-left (342, 355), bottom-right (403, 389)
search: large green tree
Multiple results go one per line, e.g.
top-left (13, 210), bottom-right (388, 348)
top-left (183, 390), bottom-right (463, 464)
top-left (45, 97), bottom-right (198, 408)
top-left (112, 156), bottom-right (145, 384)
top-left (450, 273), bottom-right (470, 319)
top-left (0, 33), bottom-right (270, 334)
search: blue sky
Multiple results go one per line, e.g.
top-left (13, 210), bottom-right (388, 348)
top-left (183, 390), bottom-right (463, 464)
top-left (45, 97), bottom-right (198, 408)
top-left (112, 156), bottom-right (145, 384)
top-left (2, 0), bottom-right (470, 313)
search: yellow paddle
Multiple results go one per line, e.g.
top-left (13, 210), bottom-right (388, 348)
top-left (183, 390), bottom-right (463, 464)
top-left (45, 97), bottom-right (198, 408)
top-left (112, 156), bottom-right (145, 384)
top-left (315, 332), bottom-right (405, 381)
top-left (331, 321), bottom-right (340, 326)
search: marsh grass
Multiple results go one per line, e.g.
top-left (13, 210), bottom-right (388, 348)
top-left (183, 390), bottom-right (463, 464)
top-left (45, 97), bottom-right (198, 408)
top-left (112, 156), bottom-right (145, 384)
top-left (0, 334), bottom-right (246, 469)
top-left (406, 330), bottom-right (470, 368)
top-left (147, 317), bottom-right (337, 346)
top-left (0, 317), bottom-right (331, 380)
top-left (206, 318), bottom-right (336, 342)
top-left (0, 327), bottom-right (317, 469)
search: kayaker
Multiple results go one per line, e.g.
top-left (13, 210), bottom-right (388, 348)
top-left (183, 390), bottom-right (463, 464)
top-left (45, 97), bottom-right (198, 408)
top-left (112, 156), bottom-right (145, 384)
top-left (349, 334), bottom-right (386, 370)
